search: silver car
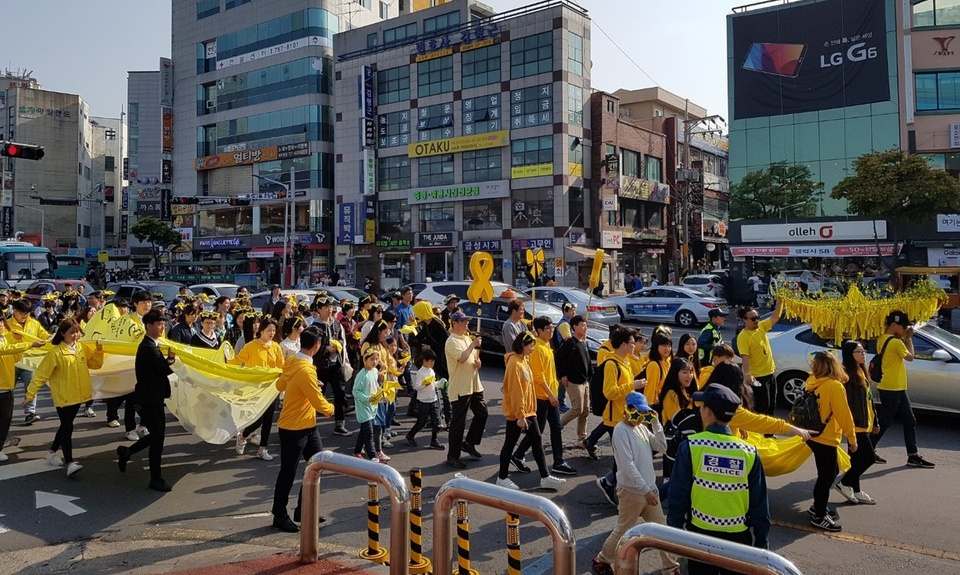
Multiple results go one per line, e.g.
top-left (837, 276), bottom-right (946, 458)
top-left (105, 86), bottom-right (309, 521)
top-left (769, 323), bottom-right (960, 413)
top-left (522, 287), bottom-right (620, 325)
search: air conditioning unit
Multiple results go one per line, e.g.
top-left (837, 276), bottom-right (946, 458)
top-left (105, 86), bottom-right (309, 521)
top-left (205, 100), bottom-right (216, 110)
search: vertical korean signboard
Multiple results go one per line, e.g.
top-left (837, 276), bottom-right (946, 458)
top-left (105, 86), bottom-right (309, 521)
top-left (162, 109), bottom-right (174, 155)
top-left (361, 64), bottom-right (376, 148)
top-left (339, 203), bottom-right (354, 244)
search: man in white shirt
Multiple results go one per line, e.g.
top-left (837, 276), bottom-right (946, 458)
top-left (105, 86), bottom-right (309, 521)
top-left (444, 311), bottom-right (487, 468)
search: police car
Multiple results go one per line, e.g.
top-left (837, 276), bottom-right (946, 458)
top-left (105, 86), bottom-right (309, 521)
top-left (607, 286), bottom-right (727, 327)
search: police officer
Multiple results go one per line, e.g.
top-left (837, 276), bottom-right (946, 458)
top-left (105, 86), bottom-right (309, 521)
top-left (667, 384), bottom-right (770, 575)
top-left (696, 308), bottom-right (727, 364)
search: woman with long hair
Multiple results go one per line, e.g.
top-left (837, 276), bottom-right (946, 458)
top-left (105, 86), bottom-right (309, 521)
top-left (675, 333), bottom-right (701, 381)
top-left (236, 312), bottom-right (261, 352)
top-left (834, 340), bottom-right (878, 505)
top-left (24, 318), bottom-right (104, 477)
top-left (167, 302), bottom-right (198, 345)
top-left (280, 316), bottom-right (306, 358)
top-left (658, 357), bottom-right (696, 478)
top-left (644, 327), bottom-right (673, 408)
top-left (230, 317), bottom-right (285, 460)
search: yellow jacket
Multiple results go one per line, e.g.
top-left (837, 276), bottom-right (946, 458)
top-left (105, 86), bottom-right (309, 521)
top-left (276, 355), bottom-right (334, 430)
top-left (6, 316), bottom-right (49, 343)
top-left (502, 352), bottom-right (536, 421)
top-left (26, 343), bottom-right (104, 407)
top-left (806, 376), bottom-right (857, 448)
top-left (644, 358), bottom-right (670, 406)
top-left (698, 365), bottom-right (715, 389)
top-left (729, 407), bottom-right (791, 437)
top-left (601, 353), bottom-right (635, 426)
top-left (598, 340), bottom-right (646, 375)
top-left (0, 336), bottom-right (34, 391)
top-left (661, 388), bottom-right (691, 423)
top-left (230, 339), bottom-right (285, 369)
top-left (529, 338), bottom-right (558, 400)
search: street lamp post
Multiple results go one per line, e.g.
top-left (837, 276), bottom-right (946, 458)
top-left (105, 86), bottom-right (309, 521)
top-left (252, 167), bottom-right (296, 289)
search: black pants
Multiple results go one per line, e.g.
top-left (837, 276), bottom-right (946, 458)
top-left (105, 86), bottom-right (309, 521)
top-left (354, 420), bottom-right (377, 458)
top-left (807, 440), bottom-right (838, 517)
top-left (106, 394), bottom-right (138, 431)
top-left (244, 397), bottom-right (278, 448)
top-left (753, 374), bottom-right (777, 416)
top-left (686, 524), bottom-right (754, 575)
top-left (0, 391), bottom-right (12, 450)
top-left (440, 388), bottom-right (452, 426)
top-left (585, 421), bottom-right (614, 449)
top-left (840, 432), bottom-right (875, 493)
top-left (499, 417), bottom-right (547, 479)
top-left (408, 400), bottom-right (441, 441)
top-left (447, 392), bottom-right (488, 460)
top-left (321, 367), bottom-right (348, 424)
top-left (51, 403), bottom-right (82, 464)
top-left (876, 390), bottom-right (918, 456)
top-left (273, 427), bottom-right (322, 519)
top-left (128, 404), bottom-right (166, 481)
top-left (515, 399), bottom-right (564, 466)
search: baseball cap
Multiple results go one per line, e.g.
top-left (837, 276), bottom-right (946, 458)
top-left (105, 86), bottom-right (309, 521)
top-left (625, 391), bottom-right (652, 413)
top-left (886, 310), bottom-right (912, 327)
top-left (561, 302), bottom-right (576, 312)
top-left (708, 308), bottom-right (729, 318)
top-left (444, 293), bottom-right (461, 304)
top-left (450, 310), bottom-right (469, 323)
top-left (692, 383), bottom-right (742, 421)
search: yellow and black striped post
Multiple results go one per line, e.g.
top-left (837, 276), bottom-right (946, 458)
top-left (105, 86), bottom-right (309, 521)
top-left (408, 468), bottom-right (432, 574)
top-left (358, 482), bottom-right (390, 565)
top-left (455, 501), bottom-right (479, 575)
top-left (506, 512), bottom-right (521, 575)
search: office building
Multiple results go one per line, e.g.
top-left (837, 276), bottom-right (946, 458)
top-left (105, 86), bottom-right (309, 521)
top-left (90, 116), bottom-right (126, 251)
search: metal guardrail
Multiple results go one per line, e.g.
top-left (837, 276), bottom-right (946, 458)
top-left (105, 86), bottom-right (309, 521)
top-left (299, 450), bottom-right (410, 573)
top-left (432, 476), bottom-right (576, 575)
top-left (615, 523), bottom-right (803, 575)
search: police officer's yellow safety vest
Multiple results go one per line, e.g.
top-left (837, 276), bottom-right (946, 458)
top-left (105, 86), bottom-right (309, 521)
top-left (688, 430), bottom-right (756, 533)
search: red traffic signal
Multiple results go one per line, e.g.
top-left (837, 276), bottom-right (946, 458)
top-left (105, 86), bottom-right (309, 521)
top-left (1, 141), bottom-right (45, 161)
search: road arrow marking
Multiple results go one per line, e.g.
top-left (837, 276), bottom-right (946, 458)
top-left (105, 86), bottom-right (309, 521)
top-left (35, 491), bottom-right (86, 517)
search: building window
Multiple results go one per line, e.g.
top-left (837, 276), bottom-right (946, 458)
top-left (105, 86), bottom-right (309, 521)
top-left (377, 65), bottom-right (410, 105)
top-left (462, 148), bottom-right (502, 183)
top-left (128, 103), bottom-right (139, 123)
top-left (225, 0), bottom-right (251, 8)
top-left (104, 156), bottom-right (116, 172)
top-left (511, 135), bottom-right (553, 167)
top-left (418, 55), bottom-right (454, 97)
top-left (198, 207), bottom-right (253, 237)
top-left (257, 153), bottom-right (334, 190)
top-left (216, 9), bottom-right (339, 62)
top-left (916, 71), bottom-right (960, 111)
top-left (384, 22), bottom-right (417, 45)
top-left (367, 32), bottom-right (378, 48)
top-left (463, 199), bottom-right (502, 230)
top-left (424, 10), bottom-right (460, 34)
top-left (913, 0), bottom-right (960, 27)
top-left (208, 57), bottom-right (333, 115)
top-left (567, 186), bottom-right (584, 226)
top-left (378, 155), bottom-right (411, 191)
top-left (510, 84), bottom-right (552, 128)
top-left (461, 43), bottom-right (500, 88)
top-left (419, 202), bottom-right (456, 232)
top-left (417, 103), bottom-right (454, 141)
top-left (418, 154), bottom-right (455, 187)
top-left (379, 1), bottom-right (389, 19)
top-left (510, 31), bottom-right (553, 79)
top-left (379, 199), bottom-right (411, 235)
top-left (568, 136), bottom-right (583, 165)
top-left (378, 110), bottom-right (411, 148)
top-left (260, 203), bottom-right (310, 234)
top-left (567, 84), bottom-right (583, 126)
top-left (606, 99), bottom-right (615, 114)
top-left (567, 31), bottom-right (583, 76)
top-left (645, 155), bottom-right (662, 182)
top-left (462, 94), bottom-right (501, 135)
top-left (197, 0), bottom-right (219, 19)
top-left (512, 188), bottom-right (553, 228)
top-left (212, 105), bottom-right (333, 153)
top-left (622, 149), bottom-right (640, 177)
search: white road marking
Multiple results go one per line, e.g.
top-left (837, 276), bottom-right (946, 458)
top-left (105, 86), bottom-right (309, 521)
top-left (0, 514), bottom-right (7, 535)
top-left (35, 491), bottom-right (86, 516)
top-left (0, 459), bottom-right (57, 481)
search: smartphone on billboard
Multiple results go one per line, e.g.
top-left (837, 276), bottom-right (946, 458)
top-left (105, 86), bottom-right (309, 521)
top-left (742, 42), bottom-right (806, 78)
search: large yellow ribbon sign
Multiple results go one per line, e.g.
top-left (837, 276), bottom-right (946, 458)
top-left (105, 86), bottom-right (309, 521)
top-left (588, 248), bottom-right (605, 290)
top-left (467, 251), bottom-right (495, 304)
top-left (525, 248), bottom-right (545, 281)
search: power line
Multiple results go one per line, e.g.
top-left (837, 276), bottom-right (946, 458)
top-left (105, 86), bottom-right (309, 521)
top-left (592, 18), bottom-right (659, 87)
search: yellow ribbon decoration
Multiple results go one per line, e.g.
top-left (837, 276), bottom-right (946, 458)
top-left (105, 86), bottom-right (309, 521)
top-left (588, 249), bottom-right (605, 290)
top-left (467, 251), bottom-right (495, 304)
top-left (525, 248), bottom-right (545, 281)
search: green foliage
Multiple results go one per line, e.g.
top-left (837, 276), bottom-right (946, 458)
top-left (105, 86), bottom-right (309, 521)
top-left (130, 217), bottom-right (181, 271)
top-left (730, 163), bottom-right (824, 220)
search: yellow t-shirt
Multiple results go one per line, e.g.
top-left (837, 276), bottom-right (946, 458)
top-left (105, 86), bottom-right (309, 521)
top-left (736, 319), bottom-right (775, 378)
top-left (876, 334), bottom-right (909, 391)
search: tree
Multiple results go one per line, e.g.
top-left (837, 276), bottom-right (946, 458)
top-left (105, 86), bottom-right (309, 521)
top-left (729, 163), bottom-right (824, 220)
top-left (130, 217), bottom-right (181, 275)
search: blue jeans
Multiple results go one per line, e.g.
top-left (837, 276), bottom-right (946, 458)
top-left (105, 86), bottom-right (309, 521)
top-left (17, 369), bottom-right (36, 415)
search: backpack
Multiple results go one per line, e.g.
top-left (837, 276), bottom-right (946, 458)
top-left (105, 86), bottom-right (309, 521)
top-left (664, 408), bottom-right (702, 463)
top-left (788, 390), bottom-right (830, 433)
top-left (590, 359), bottom-right (620, 417)
top-left (868, 336), bottom-right (894, 383)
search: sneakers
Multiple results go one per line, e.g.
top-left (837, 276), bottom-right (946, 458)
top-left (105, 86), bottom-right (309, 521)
top-left (510, 455), bottom-right (531, 474)
top-left (809, 513), bottom-right (842, 532)
top-left (495, 477), bottom-right (520, 490)
top-left (807, 506), bottom-right (839, 521)
top-left (117, 446), bottom-right (130, 473)
top-left (235, 433), bottom-right (247, 455)
top-left (855, 491), bottom-right (877, 505)
top-left (874, 453), bottom-right (887, 464)
top-left (47, 451), bottom-right (64, 467)
top-left (429, 440), bottom-right (446, 450)
top-left (83, 407), bottom-right (96, 418)
top-left (106, 419), bottom-right (121, 428)
top-left (591, 557), bottom-right (614, 575)
top-left (551, 462), bottom-right (577, 476)
top-left (257, 447), bottom-right (274, 461)
top-left (833, 479), bottom-right (859, 503)
top-left (23, 413), bottom-right (38, 426)
top-left (381, 439), bottom-right (395, 449)
top-left (445, 458), bottom-right (466, 469)
top-left (126, 430), bottom-right (141, 442)
top-left (66, 461), bottom-right (83, 478)
top-left (273, 515), bottom-right (299, 533)
top-left (377, 451), bottom-right (391, 462)
top-left (0, 452), bottom-right (8, 463)
top-left (539, 475), bottom-right (566, 491)
top-left (463, 445), bottom-right (483, 460)
top-left (136, 425), bottom-right (149, 438)
top-left (405, 435), bottom-right (418, 447)
top-left (596, 476), bottom-right (618, 507)
top-left (333, 424), bottom-right (353, 436)
top-left (907, 454), bottom-right (935, 469)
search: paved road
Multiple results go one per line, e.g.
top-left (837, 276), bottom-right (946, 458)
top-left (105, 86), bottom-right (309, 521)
top-left (1, 362), bottom-right (958, 575)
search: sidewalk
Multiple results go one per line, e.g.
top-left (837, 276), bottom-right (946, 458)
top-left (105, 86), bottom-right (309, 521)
top-left (168, 552), bottom-right (382, 575)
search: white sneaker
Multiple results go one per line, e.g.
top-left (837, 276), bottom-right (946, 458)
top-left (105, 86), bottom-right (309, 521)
top-left (540, 475), bottom-right (565, 491)
top-left (0, 452), bottom-right (8, 463)
top-left (106, 420), bottom-right (121, 428)
top-left (248, 430), bottom-right (261, 446)
top-left (136, 425), bottom-right (149, 438)
top-left (83, 407), bottom-right (96, 418)
top-left (235, 433), bottom-right (247, 456)
top-left (833, 480), bottom-right (858, 503)
top-left (66, 461), bottom-right (83, 478)
top-left (256, 447), bottom-right (274, 461)
top-left (47, 452), bottom-right (64, 467)
top-left (126, 430), bottom-right (141, 442)
top-left (855, 491), bottom-right (877, 505)
top-left (495, 477), bottom-right (519, 490)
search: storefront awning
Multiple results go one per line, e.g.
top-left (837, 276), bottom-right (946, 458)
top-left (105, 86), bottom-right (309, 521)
top-left (565, 245), bottom-right (613, 263)
top-left (730, 243), bottom-right (897, 258)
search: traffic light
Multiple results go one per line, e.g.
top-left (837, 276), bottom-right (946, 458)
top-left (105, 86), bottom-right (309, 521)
top-left (1, 141), bottom-right (45, 161)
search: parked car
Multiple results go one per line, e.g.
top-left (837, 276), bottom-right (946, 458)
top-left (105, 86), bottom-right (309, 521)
top-left (189, 283), bottom-right (241, 299)
top-left (521, 287), bottom-right (620, 325)
top-left (416, 281), bottom-right (525, 306)
top-left (770, 270), bottom-right (842, 294)
top-left (323, 286), bottom-right (370, 303)
top-left (769, 323), bottom-right (960, 413)
top-left (608, 286), bottom-right (727, 328)
top-left (458, 297), bottom-right (608, 358)
top-left (250, 289), bottom-right (319, 312)
top-left (24, 279), bottom-right (91, 305)
top-left (680, 274), bottom-right (725, 298)
top-left (106, 281), bottom-right (190, 307)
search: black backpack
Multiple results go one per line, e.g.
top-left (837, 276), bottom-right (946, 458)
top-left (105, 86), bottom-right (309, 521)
top-left (590, 359), bottom-right (620, 417)
top-left (664, 408), bottom-right (702, 464)
top-left (788, 390), bottom-right (830, 433)
top-left (868, 336), bottom-right (894, 383)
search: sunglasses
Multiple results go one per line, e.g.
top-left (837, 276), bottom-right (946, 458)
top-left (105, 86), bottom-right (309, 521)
top-left (746, 315), bottom-right (759, 321)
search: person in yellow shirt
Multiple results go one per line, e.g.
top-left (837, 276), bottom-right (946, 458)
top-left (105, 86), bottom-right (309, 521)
top-left (804, 351), bottom-right (856, 532)
top-left (231, 317), bottom-right (285, 461)
top-left (25, 318), bottom-right (104, 478)
top-left (737, 301), bottom-right (783, 416)
top-left (835, 341), bottom-right (879, 506)
top-left (698, 343), bottom-right (736, 390)
top-left (513, 316), bottom-right (576, 477)
top-left (7, 299), bottom-right (51, 425)
top-left (645, 327), bottom-right (672, 408)
top-left (271, 327), bottom-right (334, 533)
top-left (0, 321), bottom-right (44, 462)
top-left (658, 358), bottom-right (696, 427)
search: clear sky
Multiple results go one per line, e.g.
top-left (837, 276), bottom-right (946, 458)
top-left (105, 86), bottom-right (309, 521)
top-left (1, 0), bottom-right (743, 122)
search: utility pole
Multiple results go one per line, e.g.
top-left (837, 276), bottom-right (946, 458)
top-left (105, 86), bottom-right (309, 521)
top-left (682, 99), bottom-right (691, 276)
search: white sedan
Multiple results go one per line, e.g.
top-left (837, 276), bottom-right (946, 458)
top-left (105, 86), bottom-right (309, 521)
top-left (769, 323), bottom-right (960, 413)
top-left (608, 286), bottom-right (727, 328)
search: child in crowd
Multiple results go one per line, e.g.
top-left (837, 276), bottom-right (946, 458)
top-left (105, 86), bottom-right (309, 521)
top-left (352, 348), bottom-right (384, 460)
top-left (405, 347), bottom-right (446, 450)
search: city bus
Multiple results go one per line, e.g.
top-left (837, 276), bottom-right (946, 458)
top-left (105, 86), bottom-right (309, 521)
top-left (0, 241), bottom-right (57, 290)
top-left (54, 254), bottom-right (88, 280)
